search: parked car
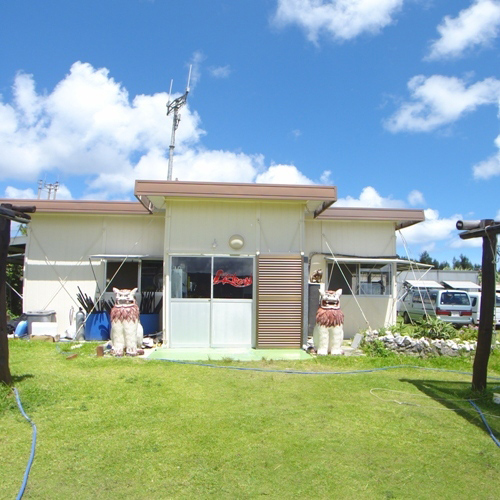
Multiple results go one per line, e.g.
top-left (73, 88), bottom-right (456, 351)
top-left (468, 291), bottom-right (500, 327)
top-left (399, 288), bottom-right (472, 326)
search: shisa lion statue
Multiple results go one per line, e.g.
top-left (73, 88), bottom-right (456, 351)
top-left (110, 288), bottom-right (144, 356)
top-left (313, 288), bottom-right (344, 355)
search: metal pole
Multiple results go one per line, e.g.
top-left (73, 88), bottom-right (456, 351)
top-left (167, 108), bottom-right (179, 181)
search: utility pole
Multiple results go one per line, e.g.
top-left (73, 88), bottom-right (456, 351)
top-left (0, 204), bottom-right (36, 385)
top-left (457, 219), bottom-right (500, 392)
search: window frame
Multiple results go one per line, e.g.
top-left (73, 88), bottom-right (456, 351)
top-left (328, 262), bottom-right (392, 297)
top-left (171, 255), bottom-right (254, 300)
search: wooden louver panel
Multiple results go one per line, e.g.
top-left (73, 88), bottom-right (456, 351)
top-left (257, 255), bottom-right (303, 348)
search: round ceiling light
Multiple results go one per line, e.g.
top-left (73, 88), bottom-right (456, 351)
top-left (229, 234), bottom-right (244, 250)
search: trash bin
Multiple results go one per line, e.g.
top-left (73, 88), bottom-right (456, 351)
top-left (140, 313), bottom-right (160, 336)
top-left (84, 311), bottom-right (111, 341)
top-left (26, 310), bottom-right (56, 336)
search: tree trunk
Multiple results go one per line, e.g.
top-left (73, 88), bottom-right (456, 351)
top-left (472, 234), bottom-right (496, 392)
top-left (0, 216), bottom-right (13, 385)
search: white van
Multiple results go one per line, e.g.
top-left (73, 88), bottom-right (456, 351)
top-left (468, 291), bottom-right (500, 327)
top-left (400, 288), bottom-right (473, 326)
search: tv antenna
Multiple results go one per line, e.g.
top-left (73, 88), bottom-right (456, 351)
top-left (166, 65), bottom-right (192, 181)
top-left (37, 180), bottom-right (59, 200)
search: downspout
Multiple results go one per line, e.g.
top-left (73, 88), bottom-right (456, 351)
top-left (162, 202), bottom-right (171, 347)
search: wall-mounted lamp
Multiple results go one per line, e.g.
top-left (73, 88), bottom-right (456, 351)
top-left (229, 234), bottom-right (244, 250)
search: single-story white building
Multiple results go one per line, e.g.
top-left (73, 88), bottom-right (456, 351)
top-left (4, 180), bottom-right (425, 348)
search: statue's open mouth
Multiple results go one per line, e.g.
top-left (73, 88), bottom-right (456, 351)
top-left (320, 293), bottom-right (341, 309)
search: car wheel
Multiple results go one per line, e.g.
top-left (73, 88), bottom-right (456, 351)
top-left (403, 312), bottom-right (410, 324)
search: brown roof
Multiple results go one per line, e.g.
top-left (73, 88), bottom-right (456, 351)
top-left (318, 206), bottom-right (425, 230)
top-left (0, 199), bottom-right (150, 215)
top-left (135, 180), bottom-right (337, 217)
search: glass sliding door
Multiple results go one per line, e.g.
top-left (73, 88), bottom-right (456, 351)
top-left (170, 257), bottom-right (212, 347)
top-left (211, 257), bottom-right (253, 347)
top-left (170, 256), bottom-right (253, 348)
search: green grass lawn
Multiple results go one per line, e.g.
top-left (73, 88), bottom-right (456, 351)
top-left (2, 341), bottom-right (500, 499)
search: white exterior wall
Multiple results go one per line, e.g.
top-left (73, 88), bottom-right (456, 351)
top-left (21, 201), bottom-right (403, 342)
top-left (163, 199), bottom-right (304, 346)
top-left (24, 213), bottom-right (164, 336)
top-left (166, 200), bottom-right (304, 255)
top-left (304, 220), bottom-right (396, 258)
top-left (304, 219), bottom-right (398, 337)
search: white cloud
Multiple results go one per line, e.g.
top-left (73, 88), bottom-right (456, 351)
top-left (209, 65), bottom-right (231, 79)
top-left (4, 183), bottom-right (73, 200)
top-left (407, 189), bottom-right (425, 206)
top-left (273, 0), bottom-right (405, 43)
top-left (0, 62), bottom-right (203, 188)
top-left (335, 186), bottom-right (405, 208)
top-left (385, 74), bottom-right (500, 132)
top-left (335, 188), bottom-right (468, 260)
top-left (187, 51), bottom-right (205, 90)
top-left (473, 133), bottom-right (500, 179)
top-left (427, 0), bottom-right (500, 60)
top-left (320, 170), bottom-right (333, 184)
top-left (0, 61), bottom-right (322, 200)
top-left (255, 164), bottom-right (313, 184)
top-left (397, 208), bottom-right (464, 259)
top-left (4, 186), bottom-right (37, 199)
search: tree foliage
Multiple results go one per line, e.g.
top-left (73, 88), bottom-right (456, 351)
top-left (452, 253), bottom-right (480, 271)
top-left (418, 251), bottom-right (450, 270)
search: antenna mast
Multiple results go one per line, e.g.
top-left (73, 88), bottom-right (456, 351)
top-left (166, 65), bottom-right (192, 181)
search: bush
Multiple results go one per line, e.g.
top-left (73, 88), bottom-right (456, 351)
top-left (412, 316), bottom-right (457, 340)
top-left (454, 326), bottom-right (478, 342)
top-left (362, 338), bottom-right (392, 357)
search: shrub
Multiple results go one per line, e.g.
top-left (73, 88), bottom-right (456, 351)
top-left (454, 326), bottom-right (478, 342)
top-left (412, 316), bottom-right (457, 340)
top-left (388, 318), bottom-right (414, 336)
top-left (362, 338), bottom-right (392, 357)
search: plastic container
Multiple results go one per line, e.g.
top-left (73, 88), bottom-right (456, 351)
top-left (140, 313), bottom-right (160, 336)
top-left (26, 310), bottom-right (56, 336)
top-left (14, 320), bottom-right (28, 337)
top-left (84, 311), bottom-right (111, 341)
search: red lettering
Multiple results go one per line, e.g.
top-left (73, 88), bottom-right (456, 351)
top-left (213, 269), bottom-right (252, 288)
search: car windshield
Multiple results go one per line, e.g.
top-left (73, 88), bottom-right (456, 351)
top-left (440, 292), bottom-right (470, 306)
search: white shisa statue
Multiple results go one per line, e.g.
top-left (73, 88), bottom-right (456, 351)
top-left (110, 288), bottom-right (144, 356)
top-left (312, 284), bottom-right (344, 356)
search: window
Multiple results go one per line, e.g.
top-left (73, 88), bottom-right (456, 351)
top-left (171, 256), bottom-right (253, 300)
top-left (328, 262), bottom-right (391, 296)
top-left (328, 264), bottom-right (357, 296)
top-left (171, 257), bottom-right (211, 299)
top-left (141, 260), bottom-right (163, 292)
top-left (440, 292), bottom-right (470, 306)
top-left (105, 259), bottom-right (164, 293)
top-left (106, 261), bottom-right (139, 290)
top-left (213, 257), bottom-right (253, 299)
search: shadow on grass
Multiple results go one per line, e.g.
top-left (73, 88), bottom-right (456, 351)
top-left (12, 374), bottom-right (35, 383)
top-left (401, 378), bottom-right (500, 441)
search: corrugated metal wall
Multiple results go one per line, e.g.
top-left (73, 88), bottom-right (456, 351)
top-left (256, 254), bottom-right (303, 348)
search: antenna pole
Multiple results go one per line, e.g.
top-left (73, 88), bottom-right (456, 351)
top-left (166, 65), bottom-right (192, 181)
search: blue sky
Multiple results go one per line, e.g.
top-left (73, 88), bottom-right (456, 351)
top-left (1, 0), bottom-right (500, 265)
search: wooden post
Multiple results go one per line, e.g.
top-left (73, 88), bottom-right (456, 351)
top-left (457, 219), bottom-right (500, 392)
top-left (0, 215), bottom-right (12, 385)
top-left (472, 234), bottom-right (496, 391)
top-left (0, 204), bottom-right (36, 386)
